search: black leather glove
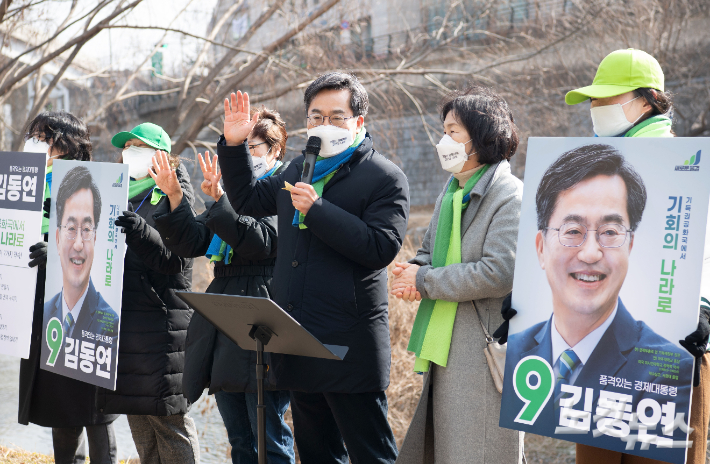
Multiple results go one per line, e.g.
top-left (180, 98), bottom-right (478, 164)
top-left (115, 203), bottom-right (144, 238)
top-left (28, 241), bottom-right (48, 269)
top-left (679, 299), bottom-right (710, 387)
top-left (492, 293), bottom-right (516, 345)
top-left (43, 197), bottom-right (50, 219)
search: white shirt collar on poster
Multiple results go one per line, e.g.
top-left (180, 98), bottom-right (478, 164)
top-left (61, 283), bottom-right (91, 338)
top-left (550, 301), bottom-right (619, 385)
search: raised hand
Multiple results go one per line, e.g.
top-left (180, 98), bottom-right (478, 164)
top-left (198, 151), bottom-right (224, 202)
top-left (149, 150), bottom-right (183, 211)
top-left (224, 91), bottom-right (259, 146)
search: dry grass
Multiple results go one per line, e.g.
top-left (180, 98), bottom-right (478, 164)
top-left (0, 446), bottom-right (139, 464)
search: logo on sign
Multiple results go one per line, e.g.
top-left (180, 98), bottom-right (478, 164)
top-left (112, 173), bottom-right (123, 187)
top-left (675, 150), bottom-right (701, 171)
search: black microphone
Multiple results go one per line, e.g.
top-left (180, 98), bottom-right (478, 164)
top-left (301, 136), bottom-right (321, 184)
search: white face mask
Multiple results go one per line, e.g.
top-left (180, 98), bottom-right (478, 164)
top-left (590, 96), bottom-right (643, 137)
top-left (436, 134), bottom-right (474, 173)
top-left (306, 125), bottom-right (354, 157)
top-left (252, 155), bottom-right (269, 178)
top-left (23, 138), bottom-right (51, 162)
top-left (122, 146), bottom-right (156, 179)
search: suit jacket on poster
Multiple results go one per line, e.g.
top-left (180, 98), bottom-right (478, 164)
top-left (43, 278), bottom-right (119, 346)
top-left (500, 298), bottom-right (693, 461)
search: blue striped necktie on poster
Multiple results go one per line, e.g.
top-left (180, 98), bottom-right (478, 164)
top-left (555, 349), bottom-right (581, 407)
top-left (63, 312), bottom-right (75, 338)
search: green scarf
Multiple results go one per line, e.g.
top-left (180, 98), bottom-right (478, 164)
top-left (408, 164), bottom-right (490, 373)
top-left (624, 115), bottom-right (673, 138)
top-left (128, 177), bottom-right (166, 206)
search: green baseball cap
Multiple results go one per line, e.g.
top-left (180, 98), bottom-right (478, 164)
top-left (565, 49), bottom-right (664, 105)
top-left (111, 122), bottom-right (172, 153)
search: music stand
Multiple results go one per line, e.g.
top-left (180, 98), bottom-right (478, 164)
top-left (176, 292), bottom-right (348, 464)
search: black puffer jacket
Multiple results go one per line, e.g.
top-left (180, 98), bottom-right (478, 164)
top-left (152, 162), bottom-right (287, 402)
top-left (219, 134), bottom-right (409, 393)
top-left (97, 164), bottom-right (194, 416)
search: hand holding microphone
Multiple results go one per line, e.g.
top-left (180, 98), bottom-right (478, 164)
top-left (291, 136), bottom-right (321, 215)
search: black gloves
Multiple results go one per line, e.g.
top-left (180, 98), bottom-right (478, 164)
top-left (43, 197), bottom-right (50, 219)
top-left (115, 204), bottom-right (145, 238)
top-left (28, 242), bottom-right (48, 269)
top-left (492, 293), bottom-right (516, 345)
top-left (679, 299), bottom-right (710, 387)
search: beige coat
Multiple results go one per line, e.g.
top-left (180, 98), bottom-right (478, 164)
top-left (397, 160), bottom-right (524, 464)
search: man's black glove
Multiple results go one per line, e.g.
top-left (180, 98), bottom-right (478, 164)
top-left (679, 300), bottom-right (710, 387)
top-left (492, 293), bottom-right (516, 345)
top-left (28, 242), bottom-right (48, 269)
top-left (43, 197), bottom-right (50, 219)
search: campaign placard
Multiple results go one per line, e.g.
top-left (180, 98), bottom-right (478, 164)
top-left (500, 138), bottom-right (710, 464)
top-left (0, 151), bottom-right (46, 358)
top-left (40, 160), bottom-right (128, 390)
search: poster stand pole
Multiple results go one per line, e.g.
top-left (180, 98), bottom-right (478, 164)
top-left (249, 325), bottom-right (273, 464)
top-left (175, 292), bottom-right (349, 464)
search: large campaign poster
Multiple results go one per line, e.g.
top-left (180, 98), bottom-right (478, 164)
top-left (40, 160), bottom-right (128, 390)
top-left (500, 138), bottom-right (710, 464)
top-left (0, 152), bottom-right (46, 358)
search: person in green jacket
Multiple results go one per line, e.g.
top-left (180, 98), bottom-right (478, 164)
top-left (564, 48), bottom-right (710, 464)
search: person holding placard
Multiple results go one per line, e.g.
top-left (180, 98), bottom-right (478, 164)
top-left (564, 47), bottom-right (710, 464)
top-left (19, 112), bottom-right (120, 464)
top-left (391, 86), bottom-right (524, 463)
top-left (93, 123), bottom-right (200, 464)
top-left (152, 108), bottom-right (295, 464)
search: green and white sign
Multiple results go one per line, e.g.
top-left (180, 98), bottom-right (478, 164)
top-left (40, 160), bottom-right (128, 390)
top-left (0, 151), bottom-right (46, 358)
top-left (500, 138), bottom-right (710, 464)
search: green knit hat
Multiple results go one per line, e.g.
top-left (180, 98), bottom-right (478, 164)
top-left (111, 122), bottom-right (171, 153)
top-left (565, 49), bottom-right (664, 105)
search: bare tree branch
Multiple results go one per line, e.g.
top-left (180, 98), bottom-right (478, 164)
top-left (171, 0), bottom-right (288, 131)
top-left (172, 0), bottom-right (341, 154)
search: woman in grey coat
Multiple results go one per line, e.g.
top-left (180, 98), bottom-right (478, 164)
top-left (392, 86), bottom-right (524, 463)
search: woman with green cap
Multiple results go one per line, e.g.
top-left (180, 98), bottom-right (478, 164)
top-left (565, 48), bottom-right (710, 464)
top-left (565, 48), bottom-right (673, 138)
top-left (96, 122), bottom-right (200, 464)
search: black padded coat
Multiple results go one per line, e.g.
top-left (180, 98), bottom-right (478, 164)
top-left (96, 164), bottom-right (194, 416)
top-left (218, 134), bottom-right (409, 393)
top-left (152, 162), bottom-right (288, 402)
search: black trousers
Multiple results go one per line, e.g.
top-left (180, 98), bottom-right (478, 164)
top-left (52, 423), bottom-right (118, 464)
top-left (290, 390), bottom-right (398, 464)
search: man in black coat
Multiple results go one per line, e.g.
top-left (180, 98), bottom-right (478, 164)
top-left (218, 72), bottom-right (409, 463)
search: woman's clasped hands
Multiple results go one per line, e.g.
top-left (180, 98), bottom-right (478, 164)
top-left (390, 262), bottom-right (422, 302)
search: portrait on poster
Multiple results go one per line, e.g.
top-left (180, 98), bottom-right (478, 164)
top-left (499, 138), bottom-right (710, 464)
top-left (40, 160), bottom-right (128, 390)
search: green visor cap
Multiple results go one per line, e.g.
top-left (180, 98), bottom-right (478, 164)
top-left (111, 122), bottom-right (172, 153)
top-left (565, 49), bottom-right (664, 105)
